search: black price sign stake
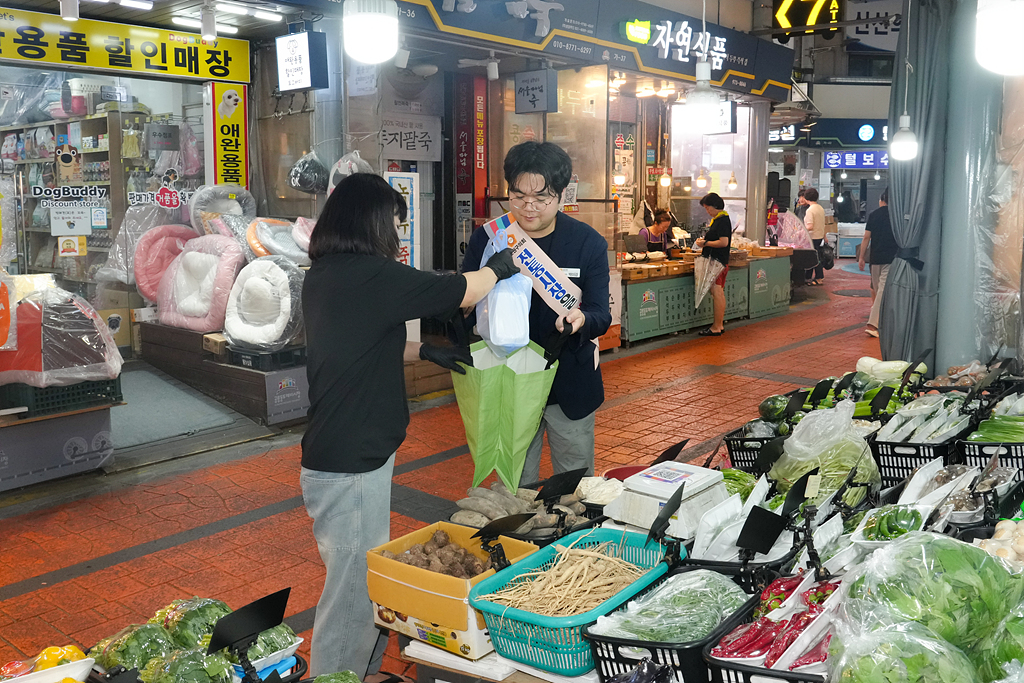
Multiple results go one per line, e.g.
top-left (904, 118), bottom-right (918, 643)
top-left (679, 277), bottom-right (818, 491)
top-left (755, 436), bottom-right (788, 473)
top-left (737, 505), bottom-right (788, 555)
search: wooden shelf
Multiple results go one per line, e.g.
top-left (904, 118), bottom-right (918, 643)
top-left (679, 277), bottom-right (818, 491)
top-left (0, 112), bottom-right (112, 133)
top-left (29, 266), bottom-right (62, 273)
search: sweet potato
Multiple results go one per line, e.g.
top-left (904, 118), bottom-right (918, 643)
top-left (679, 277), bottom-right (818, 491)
top-left (457, 497), bottom-right (506, 520)
top-left (451, 510), bottom-right (490, 528)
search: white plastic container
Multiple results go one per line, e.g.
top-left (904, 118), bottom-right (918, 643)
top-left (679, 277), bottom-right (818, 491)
top-left (603, 462), bottom-right (727, 540)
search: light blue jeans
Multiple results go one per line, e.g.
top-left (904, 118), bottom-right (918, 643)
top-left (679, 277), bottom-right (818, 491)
top-left (301, 454), bottom-right (394, 678)
top-left (523, 405), bottom-right (596, 485)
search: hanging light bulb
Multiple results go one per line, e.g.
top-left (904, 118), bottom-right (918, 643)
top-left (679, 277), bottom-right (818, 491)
top-left (659, 171), bottom-right (672, 187)
top-left (890, 0), bottom-right (919, 160)
top-left (696, 171), bottom-right (708, 189)
top-left (685, 60), bottom-right (720, 132)
top-left (837, 194), bottom-right (844, 203)
top-left (874, 171), bottom-right (881, 180)
top-left (60, 0), bottom-right (79, 21)
top-left (727, 172), bottom-right (738, 191)
top-left (683, 183), bottom-right (692, 193)
top-left (976, 0), bottom-right (1024, 74)
top-left (343, 0), bottom-right (399, 64)
top-left (840, 170), bottom-right (848, 179)
top-left (613, 172), bottom-right (627, 186)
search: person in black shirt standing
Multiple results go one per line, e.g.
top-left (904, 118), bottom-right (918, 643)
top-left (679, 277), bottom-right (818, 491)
top-left (858, 188), bottom-right (896, 338)
top-left (300, 173), bottom-right (519, 681)
top-left (695, 192), bottom-right (731, 336)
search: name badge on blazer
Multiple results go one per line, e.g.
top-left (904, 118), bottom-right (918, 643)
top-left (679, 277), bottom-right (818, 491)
top-left (562, 268), bottom-right (581, 278)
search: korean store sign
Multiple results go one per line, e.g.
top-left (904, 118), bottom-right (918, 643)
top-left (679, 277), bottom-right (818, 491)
top-left (823, 150), bottom-right (889, 169)
top-left (210, 82), bottom-right (249, 187)
top-left (0, 9), bottom-right (250, 83)
top-left (381, 112), bottom-right (442, 163)
top-left (385, 172), bottom-right (420, 270)
top-left (514, 69), bottom-right (558, 114)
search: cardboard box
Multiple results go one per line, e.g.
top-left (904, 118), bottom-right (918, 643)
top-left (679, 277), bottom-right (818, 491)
top-left (130, 307), bottom-right (158, 323)
top-left (824, 216), bottom-right (838, 233)
top-left (604, 462), bottom-right (730, 540)
top-left (97, 308), bottom-right (131, 348)
top-left (99, 289), bottom-right (144, 311)
top-left (203, 333), bottom-right (229, 356)
top-left (367, 522), bottom-right (537, 659)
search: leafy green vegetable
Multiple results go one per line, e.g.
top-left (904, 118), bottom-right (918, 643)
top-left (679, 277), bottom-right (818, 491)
top-left (149, 598), bottom-right (232, 649)
top-left (244, 624), bottom-right (298, 662)
top-left (831, 622), bottom-right (977, 683)
top-left (844, 533), bottom-right (1024, 656)
top-left (92, 623), bottom-right (176, 671)
top-left (721, 469), bottom-right (757, 502)
top-left (588, 570), bottom-right (749, 644)
top-left (139, 648), bottom-right (232, 683)
top-left (313, 672), bottom-right (361, 683)
top-left (759, 395), bottom-right (790, 421)
top-left (971, 603), bottom-right (1024, 682)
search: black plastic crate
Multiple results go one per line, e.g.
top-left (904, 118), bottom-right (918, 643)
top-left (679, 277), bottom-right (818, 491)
top-left (0, 377), bottom-right (122, 418)
top-left (959, 441), bottom-right (1024, 483)
top-left (582, 502), bottom-right (605, 519)
top-left (583, 565), bottom-right (769, 683)
top-left (503, 514), bottom-right (607, 547)
top-left (228, 346), bottom-right (306, 371)
top-left (723, 428), bottom-right (773, 473)
top-left (679, 548), bottom-right (800, 593)
top-left (702, 605), bottom-right (827, 683)
top-left (868, 424), bottom-right (974, 489)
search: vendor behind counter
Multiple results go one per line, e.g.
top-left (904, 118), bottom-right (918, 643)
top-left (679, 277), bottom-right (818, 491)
top-left (638, 208), bottom-right (674, 252)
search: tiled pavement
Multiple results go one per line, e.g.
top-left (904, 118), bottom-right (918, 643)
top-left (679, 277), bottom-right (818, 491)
top-left (0, 267), bottom-right (878, 678)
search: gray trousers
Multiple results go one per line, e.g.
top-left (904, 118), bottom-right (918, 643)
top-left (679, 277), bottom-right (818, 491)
top-left (522, 404), bottom-right (596, 485)
top-left (301, 454), bottom-right (394, 678)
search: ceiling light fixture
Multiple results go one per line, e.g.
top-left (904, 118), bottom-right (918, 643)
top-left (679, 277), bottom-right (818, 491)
top-left (636, 87), bottom-right (656, 97)
top-left (874, 171), bottom-right (881, 180)
top-left (890, 0), bottom-right (919, 160)
top-left (727, 172), bottom-right (738, 191)
top-left (216, 2), bottom-right (247, 13)
top-left (656, 86), bottom-right (675, 97)
top-left (343, 0), bottom-right (399, 64)
top-left (682, 0), bottom-right (720, 133)
top-left (119, 0), bottom-right (153, 9)
top-left (83, 0), bottom-right (110, 4)
top-left (840, 170), bottom-right (848, 179)
top-left (696, 171), bottom-right (708, 189)
top-left (201, 3), bottom-right (217, 40)
top-left (660, 171), bottom-right (672, 187)
top-left (683, 183), bottom-right (692, 193)
top-left (976, 0), bottom-right (1024, 74)
top-left (837, 194), bottom-right (844, 202)
top-left (172, 16), bottom-right (238, 33)
top-left (60, 0), bottom-right (79, 21)
top-left (613, 172), bottom-right (626, 185)
top-left (254, 10), bottom-right (283, 20)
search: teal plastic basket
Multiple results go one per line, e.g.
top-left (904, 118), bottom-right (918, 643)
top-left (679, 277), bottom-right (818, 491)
top-left (468, 528), bottom-right (670, 676)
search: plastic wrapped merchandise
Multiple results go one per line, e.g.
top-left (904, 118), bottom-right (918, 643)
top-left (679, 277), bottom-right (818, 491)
top-left (475, 231), bottom-right (531, 357)
top-left (0, 287), bottom-right (122, 387)
top-left (292, 216), bottom-right (316, 253)
top-left (223, 256), bottom-right (304, 352)
top-left (840, 532), bottom-right (1023, 658)
top-left (92, 623), bottom-right (177, 672)
top-left (246, 218), bottom-right (310, 266)
top-left (996, 661), bottom-right (1024, 683)
top-left (187, 184), bottom-right (256, 233)
top-left (829, 621), bottom-right (977, 683)
top-left (0, 176), bottom-right (16, 267)
top-left (95, 205), bottom-right (177, 285)
top-left (693, 256), bottom-right (725, 308)
top-left (0, 268), bottom-right (15, 351)
top-left (769, 399), bottom-right (880, 506)
top-left (588, 569), bottom-right (749, 643)
top-left (207, 213), bottom-right (257, 262)
top-left (157, 235), bottom-right (245, 333)
top-left (133, 225), bottom-right (200, 303)
top-left (774, 211), bottom-right (814, 249)
top-left (288, 151), bottom-right (329, 194)
top-left (138, 647), bottom-right (232, 683)
top-left (327, 150), bottom-right (374, 194)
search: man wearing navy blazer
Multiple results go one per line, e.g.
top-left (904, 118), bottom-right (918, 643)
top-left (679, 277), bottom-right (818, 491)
top-left (463, 141), bottom-right (611, 484)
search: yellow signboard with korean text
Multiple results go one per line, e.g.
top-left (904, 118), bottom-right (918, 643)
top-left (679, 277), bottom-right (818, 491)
top-left (0, 9), bottom-right (250, 83)
top-left (210, 82), bottom-right (249, 187)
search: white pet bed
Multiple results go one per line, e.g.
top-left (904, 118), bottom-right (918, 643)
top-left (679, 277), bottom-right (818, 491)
top-left (224, 256), bottom-right (304, 352)
top-left (189, 184), bottom-right (257, 233)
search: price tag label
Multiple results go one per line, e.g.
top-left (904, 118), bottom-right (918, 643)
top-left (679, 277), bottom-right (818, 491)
top-left (805, 474), bottom-right (821, 500)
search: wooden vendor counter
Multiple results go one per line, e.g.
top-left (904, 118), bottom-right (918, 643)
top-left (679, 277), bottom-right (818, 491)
top-left (620, 255), bottom-right (792, 343)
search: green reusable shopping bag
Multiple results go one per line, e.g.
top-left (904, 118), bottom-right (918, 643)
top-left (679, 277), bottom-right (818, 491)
top-left (451, 340), bottom-right (557, 493)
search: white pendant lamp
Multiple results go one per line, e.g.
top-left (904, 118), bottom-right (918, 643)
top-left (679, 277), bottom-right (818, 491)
top-left (840, 170), bottom-right (847, 179)
top-left (659, 171), bottom-right (672, 187)
top-left (686, 60), bottom-right (720, 132)
top-left (343, 0), bottom-right (399, 65)
top-left (976, 0), bottom-right (1024, 75)
top-left (696, 171), bottom-right (708, 189)
top-left (60, 0), bottom-right (79, 21)
top-left (727, 172), bottom-right (738, 191)
top-left (890, 0), bottom-right (919, 160)
top-left (201, 3), bottom-right (217, 40)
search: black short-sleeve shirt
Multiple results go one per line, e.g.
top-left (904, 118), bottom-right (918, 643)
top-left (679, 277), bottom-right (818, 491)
top-left (300, 254), bottom-right (467, 473)
top-left (866, 206), bottom-right (897, 265)
top-left (702, 212), bottom-right (733, 266)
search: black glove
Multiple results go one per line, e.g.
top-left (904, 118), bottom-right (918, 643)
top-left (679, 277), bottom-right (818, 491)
top-left (419, 343), bottom-right (473, 374)
top-left (484, 248), bottom-right (519, 281)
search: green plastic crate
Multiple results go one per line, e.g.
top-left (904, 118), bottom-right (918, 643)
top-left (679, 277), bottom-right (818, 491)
top-left (0, 377), bottom-right (123, 417)
top-left (468, 529), bottom-right (670, 676)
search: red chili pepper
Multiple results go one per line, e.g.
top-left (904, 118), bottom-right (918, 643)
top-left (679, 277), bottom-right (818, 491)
top-left (712, 618), bottom-right (775, 657)
top-left (789, 632), bottom-right (832, 671)
top-left (735, 620), bottom-right (788, 657)
top-left (764, 611), bottom-right (816, 668)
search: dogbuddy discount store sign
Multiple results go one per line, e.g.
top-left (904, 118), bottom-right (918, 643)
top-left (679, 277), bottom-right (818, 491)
top-left (0, 9), bottom-right (250, 82)
top-left (209, 83), bottom-right (249, 187)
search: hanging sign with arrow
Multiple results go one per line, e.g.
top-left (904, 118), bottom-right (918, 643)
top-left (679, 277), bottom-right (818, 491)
top-left (773, 0), bottom-right (845, 41)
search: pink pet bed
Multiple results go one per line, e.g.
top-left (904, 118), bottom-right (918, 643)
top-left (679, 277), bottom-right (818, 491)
top-left (292, 216), bottom-right (316, 253)
top-left (133, 225), bottom-right (199, 302)
top-left (157, 235), bottom-right (245, 333)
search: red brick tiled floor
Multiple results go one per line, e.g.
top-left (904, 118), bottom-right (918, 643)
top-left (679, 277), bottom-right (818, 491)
top-left (0, 266), bottom-right (878, 679)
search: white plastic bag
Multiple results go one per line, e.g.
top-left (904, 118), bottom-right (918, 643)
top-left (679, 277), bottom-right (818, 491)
top-left (475, 229), bottom-right (531, 357)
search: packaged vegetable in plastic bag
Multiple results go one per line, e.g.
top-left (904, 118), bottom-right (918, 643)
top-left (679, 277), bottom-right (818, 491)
top-left (969, 592), bottom-right (1024, 682)
top-left (139, 648), bottom-right (232, 683)
top-left (829, 621), bottom-right (977, 683)
top-left (769, 400), bottom-right (880, 506)
top-left (92, 623), bottom-right (176, 671)
top-left (588, 569), bottom-right (749, 643)
top-left (995, 661), bottom-right (1024, 683)
top-left (242, 623), bottom-right (298, 662)
top-left (606, 657), bottom-right (673, 683)
top-left (475, 228), bottom-right (531, 357)
top-left (840, 532), bottom-right (1024, 655)
top-left (149, 597), bottom-right (232, 649)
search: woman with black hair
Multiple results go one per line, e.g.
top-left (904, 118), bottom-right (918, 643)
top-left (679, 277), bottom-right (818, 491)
top-left (300, 173), bottom-right (518, 681)
top-left (695, 192), bottom-right (731, 336)
top-left (639, 208), bottom-right (673, 251)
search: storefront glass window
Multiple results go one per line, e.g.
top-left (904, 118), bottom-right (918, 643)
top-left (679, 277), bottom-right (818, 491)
top-left (547, 65), bottom-right (608, 201)
top-left (489, 77), bottom-right (543, 200)
top-left (669, 103), bottom-right (750, 235)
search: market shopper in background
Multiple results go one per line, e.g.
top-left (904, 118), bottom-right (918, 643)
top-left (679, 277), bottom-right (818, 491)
top-left (639, 208), bottom-right (673, 251)
top-left (858, 188), bottom-right (895, 339)
top-left (802, 187), bottom-right (826, 286)
top-left (695, 192), bottom-right (731, 337)
top-left (794, 188), bottom-right (809, 221)
top-left (462, 141), bottom-right (611, 485)
top-left (300, 173), bottom-right (519, 681)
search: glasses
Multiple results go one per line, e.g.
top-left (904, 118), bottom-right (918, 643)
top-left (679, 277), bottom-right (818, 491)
top-left (510, 193), bottom-right (558, 210)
